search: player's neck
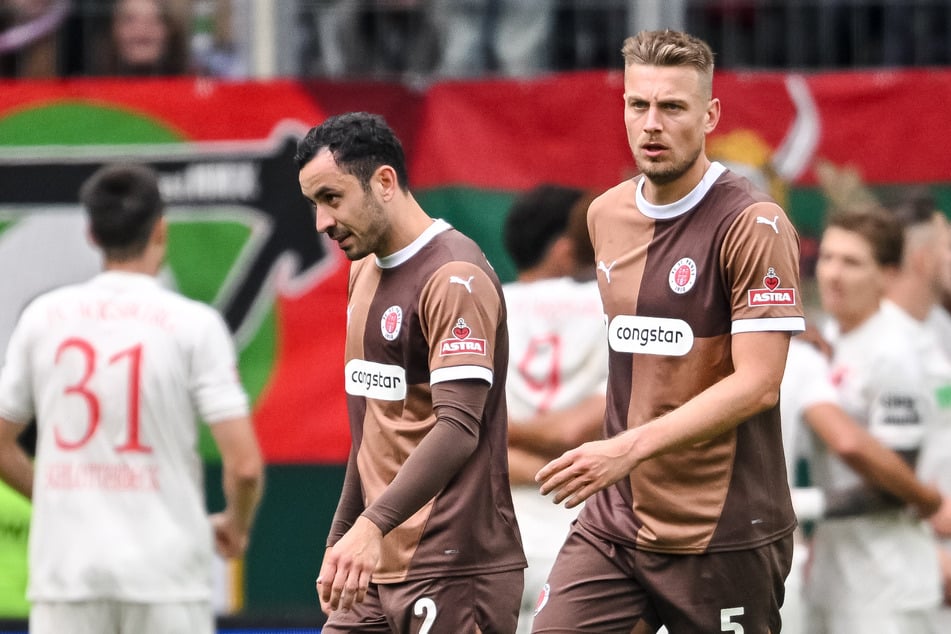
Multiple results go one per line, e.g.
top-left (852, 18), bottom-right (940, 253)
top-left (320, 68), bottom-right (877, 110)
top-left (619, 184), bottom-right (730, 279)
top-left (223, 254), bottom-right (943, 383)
top-left (103, 259), bottom-right (158, 276)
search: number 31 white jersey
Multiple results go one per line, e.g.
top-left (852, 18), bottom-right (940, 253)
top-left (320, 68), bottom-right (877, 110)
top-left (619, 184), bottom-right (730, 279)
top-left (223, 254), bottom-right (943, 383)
top-left (0, 271), bottom-right (250, 603)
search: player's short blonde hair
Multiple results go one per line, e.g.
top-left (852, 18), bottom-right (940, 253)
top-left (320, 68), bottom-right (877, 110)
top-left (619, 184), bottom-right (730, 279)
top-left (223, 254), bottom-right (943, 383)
top-left (621, 30), bottom-right (715, 98)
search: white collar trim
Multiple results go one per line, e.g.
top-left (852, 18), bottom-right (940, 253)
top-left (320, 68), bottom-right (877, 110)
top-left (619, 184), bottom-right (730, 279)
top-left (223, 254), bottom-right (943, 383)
top-left (635, 161), bottom-right (727, 220)
top-left (377, 219), bottom-right (451, 269)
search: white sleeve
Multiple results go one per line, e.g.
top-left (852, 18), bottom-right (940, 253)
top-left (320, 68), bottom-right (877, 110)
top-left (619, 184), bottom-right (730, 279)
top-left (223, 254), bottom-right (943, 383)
top-left (865, 350), bottom-right (930, 452)
top-left (782, 340), bottom-right (838, 417)
top-left (0, 302), bottom-right (40, 424)
top-left (190, 308), bottom-right (250, 424)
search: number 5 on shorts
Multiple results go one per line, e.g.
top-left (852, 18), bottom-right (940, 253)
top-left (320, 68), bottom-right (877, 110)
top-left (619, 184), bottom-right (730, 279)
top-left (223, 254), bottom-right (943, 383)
top-left (721, 606), bottom-right (744, 633)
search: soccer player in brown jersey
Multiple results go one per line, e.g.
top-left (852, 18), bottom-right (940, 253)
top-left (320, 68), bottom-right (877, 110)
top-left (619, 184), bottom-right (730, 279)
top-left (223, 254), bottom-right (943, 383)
top-left (296, 112), bottom-right (526, 633)
top-left (532, 30), bottom-right (805, 633)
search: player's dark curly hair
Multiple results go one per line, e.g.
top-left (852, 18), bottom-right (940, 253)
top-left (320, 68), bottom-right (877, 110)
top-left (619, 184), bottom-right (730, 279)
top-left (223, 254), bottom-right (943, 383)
top-left (503, 184), bottom-right (585, 272)
top-left (80, 163), bottom-right (163, 262)
top-left (294, 112), bottom-right (410, 192)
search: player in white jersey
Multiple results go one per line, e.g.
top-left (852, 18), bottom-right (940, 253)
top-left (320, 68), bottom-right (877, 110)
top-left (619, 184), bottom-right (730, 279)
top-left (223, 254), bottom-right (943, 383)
top-left (780, 334), bottom-right (951, 634)
top-left (501, 185), bottom-right (608, 633)
top-left (806, 204), bottom-right (944, 633)
top-left (0, 164), bottom-right (264, 634)
top-left (883, 189), bottom-right (951, 628)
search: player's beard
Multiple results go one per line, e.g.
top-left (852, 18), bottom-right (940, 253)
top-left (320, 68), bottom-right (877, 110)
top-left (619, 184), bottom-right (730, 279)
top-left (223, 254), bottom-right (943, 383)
top-left (636, 144), bottom-right (703, 186)
top-left (347, 190), bottom-right (389, 260)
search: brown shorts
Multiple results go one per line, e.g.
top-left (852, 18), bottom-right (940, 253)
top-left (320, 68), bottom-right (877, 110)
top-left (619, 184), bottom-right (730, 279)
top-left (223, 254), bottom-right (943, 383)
top-left (322, 568), bottom-right (523, 634)
top-left (531, 521), bottom-right (793, 634)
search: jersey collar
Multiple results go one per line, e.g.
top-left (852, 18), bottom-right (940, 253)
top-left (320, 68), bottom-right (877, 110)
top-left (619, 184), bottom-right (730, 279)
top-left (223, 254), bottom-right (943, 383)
top-left (635, 161), bottom-right (727, 220)
top-left (376, 218), bottom-right (452, 269)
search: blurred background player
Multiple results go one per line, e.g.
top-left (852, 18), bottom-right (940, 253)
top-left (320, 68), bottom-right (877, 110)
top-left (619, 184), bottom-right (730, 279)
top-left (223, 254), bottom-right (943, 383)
top-left (883, 188), bottom-right (951, 629)
top-left (805, 204), bottom-right (943, 633)
top-left (501, 184), bottom-right (607, 633)
top-left (0, 163), bottom-right (264, 634)
top-left (780, 330), bottom-right (951, 634)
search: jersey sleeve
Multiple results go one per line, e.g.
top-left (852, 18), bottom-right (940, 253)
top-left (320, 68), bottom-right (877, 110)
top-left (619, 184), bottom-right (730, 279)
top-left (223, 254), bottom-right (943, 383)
top-left (864, 348), bottom-right (930, 454)
top-left (721, 202), bottom-right (806, 335)
top-left (784, 339), bottom-right (839, 415)
top-left (419, 261), bottom-right (502, 386)
top-left (189, 307), bottom-right (250, 424)
top-left (0, 300), bottom-right (42, 424)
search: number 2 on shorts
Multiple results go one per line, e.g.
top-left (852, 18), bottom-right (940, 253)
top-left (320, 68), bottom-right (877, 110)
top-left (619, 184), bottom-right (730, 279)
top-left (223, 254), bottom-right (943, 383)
top-left (413, 597), bottom-right (437, 634)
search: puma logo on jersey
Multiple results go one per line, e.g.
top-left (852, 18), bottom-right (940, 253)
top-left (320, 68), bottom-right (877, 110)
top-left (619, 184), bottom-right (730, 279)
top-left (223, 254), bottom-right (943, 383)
top-left (449, 275), bottom-right (475, 293)
top-left (756, 215), bottom-right (780, 234)
top-left (597, 260), bottom-right (617, 284)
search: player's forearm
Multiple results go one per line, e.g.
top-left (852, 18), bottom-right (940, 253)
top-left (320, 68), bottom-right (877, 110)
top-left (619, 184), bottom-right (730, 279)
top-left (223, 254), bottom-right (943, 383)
top-left (0, 421), bottom-right (32, 499)
top-left (622, 368), bottom-right (780, 464)
top-left (834, 451), bottom-right (941, 518)
top-left (807, 402), bottom-right (942, 517)
top-left (0, 444), bottom-right (32, 499)
top-left (508, 394), bottom-right (605, 456)
top-left (508, 445), bottom-right (548, 486)
top-left (222, 457), bottom-right (264, 534)
top-left (362, 410), bottom-right (478, 534)
top-left (328, 449), bottom-right (364, 547)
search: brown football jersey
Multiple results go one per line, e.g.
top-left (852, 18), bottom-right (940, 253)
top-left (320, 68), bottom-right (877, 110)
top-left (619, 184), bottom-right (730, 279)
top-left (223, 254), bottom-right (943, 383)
top-left (343, 220), bottom-right (526, 583)
top-left (580, 164), bottom-right (805, 554)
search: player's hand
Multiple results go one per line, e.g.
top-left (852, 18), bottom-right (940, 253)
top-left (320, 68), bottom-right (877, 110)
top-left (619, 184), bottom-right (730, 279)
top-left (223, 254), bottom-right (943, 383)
top-left (535, 435), bottom-right (637, 508)
top-left (929, 496), bottom-right (951, 538)
top-left (316, 516), bottom-right (382, 613)
top-left (210, 511), bottom-right (250, 559)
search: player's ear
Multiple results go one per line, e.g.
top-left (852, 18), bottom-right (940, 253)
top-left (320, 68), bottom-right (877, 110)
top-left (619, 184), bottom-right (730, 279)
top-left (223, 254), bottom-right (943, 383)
top-left (152, 216), bottom-right (168, 247)
top-left (374, 165), bottom-right (398, 202)
top-left (704, 97), bottom-right (721, 134)
top-left (85, 224), bottom-right (101, 249)
top-left (547, 235), bottom-right (577, 277)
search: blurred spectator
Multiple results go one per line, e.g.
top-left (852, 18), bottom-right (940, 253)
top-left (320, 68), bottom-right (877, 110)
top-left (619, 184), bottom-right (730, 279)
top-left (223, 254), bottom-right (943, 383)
top-left (430, 0), bottom-right (554, 77)
top-left (87, 0), bottom-right (190, 76)
top-left (190, 0), bottom-right (244, 77)
top-left (0, 0), bottom-right (69, 77)
top-left (302, 0), bottom-right (438, 79)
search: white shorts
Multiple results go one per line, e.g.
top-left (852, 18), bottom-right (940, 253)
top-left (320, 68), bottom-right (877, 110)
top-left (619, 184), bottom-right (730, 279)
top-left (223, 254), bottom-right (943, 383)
top-left (30, 599), bottom-right (214, 634)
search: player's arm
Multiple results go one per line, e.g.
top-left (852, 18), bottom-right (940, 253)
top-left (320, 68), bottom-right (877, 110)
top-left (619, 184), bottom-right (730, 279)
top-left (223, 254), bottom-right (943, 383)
top-left (538, 330), bottom-right (789, 507)
top-left (0, 417), bottom-right (32, 499)
top-left (208, 415), bottom-right (264, 559)
top-left (508, 445), bottom-right (550, 486)
top-left (326, 444), bottom-right (365, 547)
top-left (803, 401), bottom-right (943, 519)
top-left (508, 393), bottom-right (605, 458)
top-left (319, 379), bottom-right (488, 612)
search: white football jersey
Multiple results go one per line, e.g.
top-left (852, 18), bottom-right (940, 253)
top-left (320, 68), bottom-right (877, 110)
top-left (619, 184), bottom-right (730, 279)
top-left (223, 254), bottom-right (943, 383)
top-left (780, 338), bottom-right (839, 484)
top-left (805, 305), bottom-right (941, 612)
top-left (504, 277), bottom-right (607, 422)
top-left (0, 271), bottom-right (249, 602)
